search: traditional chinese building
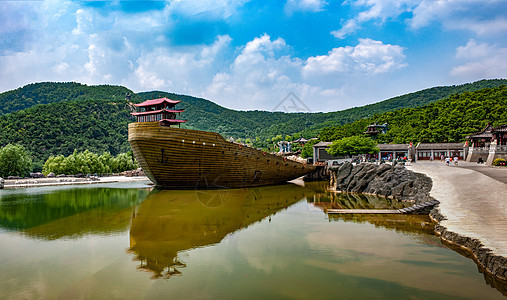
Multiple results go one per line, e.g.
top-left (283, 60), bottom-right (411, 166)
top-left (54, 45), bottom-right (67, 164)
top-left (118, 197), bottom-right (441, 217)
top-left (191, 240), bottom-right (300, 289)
top-left (131, 97), bottom-right (187, 127)
top-left (465, 123), bottom-right (493, 162)
top-left (465, 123), bottom-right (507, 164)
top-left (312, 142), bottom-right (340, 163)
top-left (292, 136), bottom-right (309, 145)
top-left (415, 143), bottom-right (467, 161)
top-left (364, 123), bottom-right (388, 138)
top-left (377, 144), bottom-right (413, 161)
top-left (485, 124), bottom-right (507, 165)
top-left (467, 123), bottom-right (494, 147)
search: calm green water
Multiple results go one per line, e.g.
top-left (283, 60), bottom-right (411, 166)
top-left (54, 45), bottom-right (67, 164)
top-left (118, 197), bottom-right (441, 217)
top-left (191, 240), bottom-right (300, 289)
top-left (0, 182), bottom-right (504, 299)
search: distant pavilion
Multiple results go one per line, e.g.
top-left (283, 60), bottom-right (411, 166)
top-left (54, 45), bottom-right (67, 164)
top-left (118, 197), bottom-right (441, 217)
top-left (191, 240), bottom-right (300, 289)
top-left (364, 123), bottom-right (388, 139)
top-left (131, 97), bottom-right (187, 127)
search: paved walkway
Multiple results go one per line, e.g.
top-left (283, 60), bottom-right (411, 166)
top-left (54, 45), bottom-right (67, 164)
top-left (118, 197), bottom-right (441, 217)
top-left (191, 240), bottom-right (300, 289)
top-left (407, 161), bottom-right (507, 257)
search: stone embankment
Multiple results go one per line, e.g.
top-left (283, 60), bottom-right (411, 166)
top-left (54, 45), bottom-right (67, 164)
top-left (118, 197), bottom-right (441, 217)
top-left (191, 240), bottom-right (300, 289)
top-left (329, 162), bottom-right (433, 204)
top-left (329, 161), bottom-right (507, 283)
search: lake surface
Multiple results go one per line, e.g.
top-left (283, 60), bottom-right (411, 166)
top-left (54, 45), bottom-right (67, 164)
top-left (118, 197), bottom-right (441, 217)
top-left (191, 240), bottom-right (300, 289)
top-left (0, 181), bottom-right (504, 299)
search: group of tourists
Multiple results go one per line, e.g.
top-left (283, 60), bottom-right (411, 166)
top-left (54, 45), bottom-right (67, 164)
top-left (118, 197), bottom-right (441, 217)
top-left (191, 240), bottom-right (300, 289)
top-left (442, 155), bottom-right (459, 166)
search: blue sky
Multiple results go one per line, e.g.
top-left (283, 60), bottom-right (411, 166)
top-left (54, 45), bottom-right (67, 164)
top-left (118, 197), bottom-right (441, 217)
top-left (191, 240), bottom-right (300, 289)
top-left (0, 0), bottom-right (506, 112)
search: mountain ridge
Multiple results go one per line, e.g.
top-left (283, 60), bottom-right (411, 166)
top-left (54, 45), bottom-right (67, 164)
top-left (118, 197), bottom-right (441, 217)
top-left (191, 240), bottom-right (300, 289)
top-left (0, 79), bottom-right (505, 170)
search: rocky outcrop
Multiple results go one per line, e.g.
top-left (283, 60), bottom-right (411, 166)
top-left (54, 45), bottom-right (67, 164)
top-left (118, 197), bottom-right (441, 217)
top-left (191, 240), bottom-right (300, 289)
top-left (330, 162), bottom-right (432, 204)
top-left (120, 168), bottom-right (145, 177)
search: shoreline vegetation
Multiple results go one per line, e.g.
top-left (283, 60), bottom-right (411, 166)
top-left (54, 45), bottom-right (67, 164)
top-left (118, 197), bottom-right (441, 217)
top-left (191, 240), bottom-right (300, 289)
top-left (2, 174), bottom-right (150, 189)
top-left (0, 144), bottom-right (139, 179)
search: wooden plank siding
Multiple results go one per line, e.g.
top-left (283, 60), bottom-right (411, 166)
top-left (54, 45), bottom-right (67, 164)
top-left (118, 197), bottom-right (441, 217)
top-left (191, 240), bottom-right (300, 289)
top-left (129, 122), bottom-right (315, 188)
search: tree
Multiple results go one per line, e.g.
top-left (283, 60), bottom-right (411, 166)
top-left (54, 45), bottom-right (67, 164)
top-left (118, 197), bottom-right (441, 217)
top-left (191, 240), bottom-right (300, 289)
top-left (42, 150), bottom-right (137, 175)
top-left (327, 136), bottom-right (379, 157)
top-left (0, 144), bottom-right (33, 177)
top-left (301, 139), bottom-right (319, 158)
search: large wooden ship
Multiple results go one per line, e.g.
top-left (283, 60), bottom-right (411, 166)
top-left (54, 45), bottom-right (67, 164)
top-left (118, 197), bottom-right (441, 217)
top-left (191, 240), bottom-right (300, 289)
top-left (128, 97), bottom-right (315, 188)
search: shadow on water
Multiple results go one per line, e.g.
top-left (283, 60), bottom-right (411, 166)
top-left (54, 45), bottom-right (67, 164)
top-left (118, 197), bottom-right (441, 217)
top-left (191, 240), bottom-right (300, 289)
top-left (128, 183), bottom-right (315, 279)
top-left (303, 181), bottom-right (507, 295)
top-left (303, 181), bottom-right (434, 235)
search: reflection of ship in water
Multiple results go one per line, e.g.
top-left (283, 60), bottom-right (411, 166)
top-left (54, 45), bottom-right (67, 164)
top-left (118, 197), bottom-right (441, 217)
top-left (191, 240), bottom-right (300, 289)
top-left (128, 184), bottom-right (315, 279)
top-left (309, 191), bottom-right (435, 235)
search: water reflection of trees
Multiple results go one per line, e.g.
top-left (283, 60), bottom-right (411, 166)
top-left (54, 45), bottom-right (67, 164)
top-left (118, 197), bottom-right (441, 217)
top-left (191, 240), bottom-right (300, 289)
top-left (128, 184), bottom-right (314, 279)
top-left (0, 187), bottom-right (151, 239)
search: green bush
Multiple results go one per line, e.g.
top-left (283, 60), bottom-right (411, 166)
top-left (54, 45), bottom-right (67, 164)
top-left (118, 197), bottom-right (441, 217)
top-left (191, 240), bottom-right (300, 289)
top-left (0, 143), bottom-right (33, 177)
top-left (492, 158), bottom-right (506, 166)
top-left (42, 150), bottom-right (138, 175)
top-left (328, 136), bottom-right (379, 157)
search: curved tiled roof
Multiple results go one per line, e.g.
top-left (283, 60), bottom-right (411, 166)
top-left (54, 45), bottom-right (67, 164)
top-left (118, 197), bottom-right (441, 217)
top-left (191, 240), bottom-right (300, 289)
top-left (416, 143), bottom-right (465, 150)
top-left (131, 109), bottom-right (185, 116)
top-left (493, 124), bottom-right (507, 132)
top-left (377, 144), bottom-right (410, 150)
top-left (466, 123), bottom-right (493, 139)
top-left (134, 97), bottom-right (180, 107)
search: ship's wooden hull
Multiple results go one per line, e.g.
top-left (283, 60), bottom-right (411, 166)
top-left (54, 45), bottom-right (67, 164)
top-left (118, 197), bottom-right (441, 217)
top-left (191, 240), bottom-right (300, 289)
top-left (128, 122), bottom-right (315, 188)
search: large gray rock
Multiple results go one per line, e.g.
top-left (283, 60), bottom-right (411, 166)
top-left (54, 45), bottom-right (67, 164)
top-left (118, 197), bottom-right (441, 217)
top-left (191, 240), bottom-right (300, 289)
top-left (330, 162), bottom-right (433, 204)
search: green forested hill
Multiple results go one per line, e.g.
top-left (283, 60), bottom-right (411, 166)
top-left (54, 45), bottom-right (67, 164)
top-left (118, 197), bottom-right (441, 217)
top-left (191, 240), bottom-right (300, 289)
top-left (0, 99), bottom-right (132, 168)
top-left (0, 82), bottom-right (132, 115)
top-left (319, 85), bottom-right (507, 143)
top-left (135, 79), bottom-right (507, 139)
top-left (0, 79), bottom-right (505, 170)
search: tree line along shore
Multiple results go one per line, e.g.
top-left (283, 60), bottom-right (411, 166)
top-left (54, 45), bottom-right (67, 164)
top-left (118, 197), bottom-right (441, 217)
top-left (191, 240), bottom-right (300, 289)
top-left (0, 144), bottom-right (138, 179)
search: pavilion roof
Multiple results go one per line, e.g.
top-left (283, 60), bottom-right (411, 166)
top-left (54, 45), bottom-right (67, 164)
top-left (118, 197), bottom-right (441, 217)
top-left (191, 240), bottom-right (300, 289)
top-left (377, 144), bottom-right (410, 150)
top-left (416, 143), bottom-right (465, 150)
top-left (159, 119), bottom-right (187, 124)
top-left (466, 123), bottom-right (493, 139)
top-left (134, 97), bottom-right (180, 107)
top-left (159, 119), bottom-right (187, 127)
top-left (313, 142), bottom-right (332, 147)
top-left (493, 124), bottom-right (507, 132)
top-left (131, 108), bottom-right (185, 116)
top-left (293, 137), bottom-right (308, 143)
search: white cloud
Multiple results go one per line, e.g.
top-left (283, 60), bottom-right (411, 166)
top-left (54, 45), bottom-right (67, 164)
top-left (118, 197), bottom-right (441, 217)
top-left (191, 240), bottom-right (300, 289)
top-left (168, 0), bottom-right (250, 19)
top-left (204, 34), bottom-right (306, 109)
top-left (285, 0), bottom-right (327, 14)
top-left (203, 36), bottom-right (407, 111)
top-left (445, 16), bottom-right (507, 36)
top-left (333, 0), bottom-right (507, 38)
top-left (332, 0), bottom-right (418, 39)
top-left (450, 39), bottom-right (507, 79)
top-left (130, 35), bottom-right (232, 92)
top-left (303, 38), bottom-right (406, 76)
top-left (331, 19), bottom-right (359, 39)
top-left (408, 0), bottom-right (448, 30)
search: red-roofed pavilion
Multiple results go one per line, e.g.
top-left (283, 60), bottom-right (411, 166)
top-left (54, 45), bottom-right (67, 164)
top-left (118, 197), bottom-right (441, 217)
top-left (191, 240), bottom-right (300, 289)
top-left (131, 97), bottom-right (187, 126)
